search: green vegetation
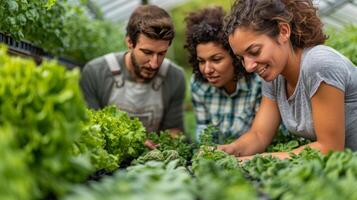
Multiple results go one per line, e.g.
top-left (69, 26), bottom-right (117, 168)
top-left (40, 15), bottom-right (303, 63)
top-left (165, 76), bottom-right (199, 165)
top-left (132, 149), bottom-right (187, 166)
top-left (0, 45), bottom-right (91, 199)
top-left (0, 0), bottom-right (125, 63)
top-left (0, 125), bottom-right (35, 200)
top-left (64, 161), bottom-right (196, 200)
top-left (194, 160), bottom-right (258, 200)
top-left (74, 106), bottom-right (146, 172)
top-left (1, 1), bottom-right (357, 200)
top-left (267, 130), bottom-right (311, 152)
top-left (326, 24), bottom-right (357, 65)
top-left (252, 149), bottom-right (357, 200)
top-left (146, 131), bottom-right (194, 160)
top-left (183, 68), bottom-right (196, 140)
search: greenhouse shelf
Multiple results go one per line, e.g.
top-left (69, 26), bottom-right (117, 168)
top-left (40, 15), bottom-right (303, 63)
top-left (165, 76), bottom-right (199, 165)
top-left (0, 32), bottom-right (83, 69)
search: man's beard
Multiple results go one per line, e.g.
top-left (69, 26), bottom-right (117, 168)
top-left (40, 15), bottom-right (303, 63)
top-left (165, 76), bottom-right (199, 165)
top-left (131, 53), bottom-right (158, 81)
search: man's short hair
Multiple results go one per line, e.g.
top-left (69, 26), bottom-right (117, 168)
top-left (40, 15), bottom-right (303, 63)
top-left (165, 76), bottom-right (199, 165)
top-left (126, 5), bottom-right (175, 47)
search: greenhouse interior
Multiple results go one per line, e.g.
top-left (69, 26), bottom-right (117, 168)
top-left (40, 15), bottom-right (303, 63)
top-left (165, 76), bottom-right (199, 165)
top-left (1, 0), bottom-right (357, 199)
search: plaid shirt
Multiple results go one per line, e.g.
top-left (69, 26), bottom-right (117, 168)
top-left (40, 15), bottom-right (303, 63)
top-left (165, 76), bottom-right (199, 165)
top-left (191, 74), bottom-right (262, 143)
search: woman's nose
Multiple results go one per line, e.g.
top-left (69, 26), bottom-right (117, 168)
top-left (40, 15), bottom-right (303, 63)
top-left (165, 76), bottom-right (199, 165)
top-left (203, 62), bottom-right (214, 74)
top-left (243, 56), bottom-right (257, 73)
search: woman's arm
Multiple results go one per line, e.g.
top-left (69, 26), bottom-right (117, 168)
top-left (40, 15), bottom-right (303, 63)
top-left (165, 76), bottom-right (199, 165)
top-left (218, 96), bottom-right (281, 156)
top-left (302, 82), bottom-right (345, 153)
top-left (234, 82), bottom-right (345, 160)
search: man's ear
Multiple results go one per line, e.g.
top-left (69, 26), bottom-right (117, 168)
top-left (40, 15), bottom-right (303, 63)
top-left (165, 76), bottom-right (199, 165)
top-left (125, 36), bottom-right (134, 49)
top-left (278, 22), bottom-right (291, 44)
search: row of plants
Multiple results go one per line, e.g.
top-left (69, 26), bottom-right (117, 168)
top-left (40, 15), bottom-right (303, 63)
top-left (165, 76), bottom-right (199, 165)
top-left (0, 45), bottom-right (146, 199)
top-left (0, 0), bottom-right (126, 64)
top-left (64, 123), bottom-right (357, 200)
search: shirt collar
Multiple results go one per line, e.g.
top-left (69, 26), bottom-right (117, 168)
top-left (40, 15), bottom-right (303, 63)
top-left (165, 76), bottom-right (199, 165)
top-left (220, 76), bottom-right (250, 97)
top-left (236, 76), bottom-right (250, 92)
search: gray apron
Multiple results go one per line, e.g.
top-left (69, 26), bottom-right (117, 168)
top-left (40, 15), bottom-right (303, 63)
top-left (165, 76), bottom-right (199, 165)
top-left (104, 53), bottom-right (169, 133)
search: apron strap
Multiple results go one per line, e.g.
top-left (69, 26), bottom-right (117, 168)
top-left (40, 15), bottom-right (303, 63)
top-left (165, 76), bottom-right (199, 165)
top-left (104, 53), bottom-right (124, 88)
top-left (152, 59), bottom-right (170, 91)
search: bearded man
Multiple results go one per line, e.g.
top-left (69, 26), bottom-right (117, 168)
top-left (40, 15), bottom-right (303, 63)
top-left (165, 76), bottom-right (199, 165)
top-left (80, 5), bottom-right (186, 148)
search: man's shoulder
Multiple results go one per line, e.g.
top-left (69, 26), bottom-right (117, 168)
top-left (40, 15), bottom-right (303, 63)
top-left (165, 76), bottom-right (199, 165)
top-left (165, 59), bottom-right (184, 73)
top-left (86, 55), bottom-right (106, 67)
top-left (164, 59), bottom-right (185, 80)
top-left (85, 52), bottom-right (125, 70)
top-left (161, 59), bottom-right (186, 97)
top-left (82, 56), bottom-right (107, 77)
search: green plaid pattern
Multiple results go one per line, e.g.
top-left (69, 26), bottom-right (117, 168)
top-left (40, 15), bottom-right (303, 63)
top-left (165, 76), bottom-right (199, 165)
top-left (191, 74), bottom-right (262, 143)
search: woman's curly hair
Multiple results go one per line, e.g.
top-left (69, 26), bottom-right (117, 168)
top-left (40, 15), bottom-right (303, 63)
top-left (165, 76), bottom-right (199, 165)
top-left (224, 0), bottom-right (328, 49)
top-left (184, 6), bottom-right (249, 82)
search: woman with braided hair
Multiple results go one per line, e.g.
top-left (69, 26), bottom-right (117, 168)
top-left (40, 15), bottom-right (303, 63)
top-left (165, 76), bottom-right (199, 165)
top-left (218, 0), bottom-right (357, 158)
top-left (184, 6), bottom-right (262, 143)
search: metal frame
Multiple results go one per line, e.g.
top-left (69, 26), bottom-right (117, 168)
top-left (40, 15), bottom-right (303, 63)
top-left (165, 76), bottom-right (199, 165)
top-left (320, 0), bottom-right (355, 16)
top-left (318, 0), bottom-right (357, 27)
top-left (0, 32), bottom-right (83, 69)
top-left (88, 0), bottom-right (190, 23)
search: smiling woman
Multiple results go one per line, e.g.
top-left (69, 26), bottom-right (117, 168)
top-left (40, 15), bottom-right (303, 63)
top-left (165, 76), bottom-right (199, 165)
top-left (228, 29), bottom-right (292, 82)
top-left (218, 0), bottom-right (357, 158)
top-left (184, 6), bottom-right (262, 143)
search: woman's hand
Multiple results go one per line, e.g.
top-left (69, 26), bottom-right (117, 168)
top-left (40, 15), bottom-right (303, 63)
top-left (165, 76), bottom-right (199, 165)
top-left (217, 142), bottom-right (240, 157)
top-left (238, 155), bottom-right (254, 161)
top-left (218, 143), bottom-right (254, 160)
top-left (144, 139), bottom-right (159, 150)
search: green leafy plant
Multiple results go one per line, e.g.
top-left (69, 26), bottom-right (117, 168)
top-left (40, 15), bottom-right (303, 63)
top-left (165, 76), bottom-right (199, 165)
top-left (132, 149), bottom-right (187, 166)
top-left (194, 160), bottom-right (258, 200)
top-left (266, 130), bottom-right (310, 152)
top-left (262, 149), bottom-right (357, 200)
top-left (0, 125), bottom-right (37, 200)
top-left (0, 0), bottom-right (125, 63)
top-left (0, 45), bottom-right (92, 199)
top-left (147, 130), bottom-right (195, 161)
top-left (64, 160), bottom-right (196, 200)
top-left (74, 106), bottom-right (146, 172)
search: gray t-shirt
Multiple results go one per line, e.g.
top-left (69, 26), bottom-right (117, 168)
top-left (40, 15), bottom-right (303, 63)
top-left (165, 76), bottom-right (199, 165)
top-left (262, 45), bottom-right (357, 150)
top-left (80, 52), bottom-right (186, 131)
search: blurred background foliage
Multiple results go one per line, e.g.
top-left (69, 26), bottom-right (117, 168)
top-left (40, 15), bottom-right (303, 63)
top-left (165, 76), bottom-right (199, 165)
top-left (0, 0), bottom-right (126, 64)
top-left (325, 25), bottom-right (357, 65)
